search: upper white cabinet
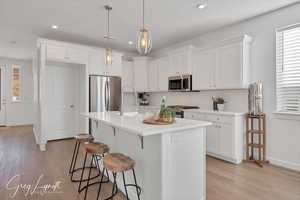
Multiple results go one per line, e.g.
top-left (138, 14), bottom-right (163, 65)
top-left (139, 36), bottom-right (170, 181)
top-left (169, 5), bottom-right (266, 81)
top-left (88, 48), bottom-right (122, 76)
top-left (148, 61), bottom-right (159, 91)
top-left (216, 43), bottom-right (243, 89)
top-left (192, 35), bottom-right (252, 90)
top-left (133, 57), bottom-right (149, 92)
top-left (192, 49), bottom-right (216, 90)
top-left (46, 44), bottom-right (88, 64)
top-left (88, 48), bottom-right (106, 75)
top-left (122, 61), bottom-right (134, 92)
top-left (157, 57), bottom-right (170, 91)
top-left (168, 46), bottom-right (194, 76)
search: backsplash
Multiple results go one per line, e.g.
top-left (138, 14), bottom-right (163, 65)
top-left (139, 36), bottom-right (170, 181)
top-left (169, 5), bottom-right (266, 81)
top-left (124, 90), bottom-right (248, 112)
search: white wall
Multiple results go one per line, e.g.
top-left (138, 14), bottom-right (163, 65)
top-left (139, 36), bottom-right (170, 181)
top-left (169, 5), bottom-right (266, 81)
top-left (149, 3), bottom-right (300, 171)
top-left (0, 57), bottom-right (34, 126)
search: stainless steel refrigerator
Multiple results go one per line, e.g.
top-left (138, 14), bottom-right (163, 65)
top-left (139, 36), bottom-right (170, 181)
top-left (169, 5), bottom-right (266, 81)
top-left (89, 75), bottom-right (122, 132)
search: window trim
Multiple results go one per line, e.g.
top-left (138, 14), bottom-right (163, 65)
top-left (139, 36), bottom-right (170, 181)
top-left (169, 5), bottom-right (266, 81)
top-left (11, 65), bottom-right (22, 103)
top-left (275, 23), bottom-right (300, 115)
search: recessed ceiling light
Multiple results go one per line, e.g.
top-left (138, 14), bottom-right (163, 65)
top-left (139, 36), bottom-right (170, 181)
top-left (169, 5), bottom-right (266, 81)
top-left (51, 25), bottom-right (59, 29)
top-left (196, 3), bottom-right (207, 9)
top-left (128, 41), bottom-right (133, 45)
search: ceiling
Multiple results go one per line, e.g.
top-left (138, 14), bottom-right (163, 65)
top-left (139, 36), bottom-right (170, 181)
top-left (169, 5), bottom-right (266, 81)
top-left (0, 0), bottom-right (299, 59)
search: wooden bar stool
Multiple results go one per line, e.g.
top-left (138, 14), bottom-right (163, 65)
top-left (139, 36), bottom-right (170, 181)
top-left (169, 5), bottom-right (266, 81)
top-left (69, 133), bottom-right (96, 182)
top-left (80, 142), bottom-right (110, 200)
top-left (97, 153), bottom-right (141, 200)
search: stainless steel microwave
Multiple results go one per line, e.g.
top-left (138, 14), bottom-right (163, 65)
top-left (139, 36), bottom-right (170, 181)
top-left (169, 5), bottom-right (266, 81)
top-left (168, 75), bottom-right (192, 91)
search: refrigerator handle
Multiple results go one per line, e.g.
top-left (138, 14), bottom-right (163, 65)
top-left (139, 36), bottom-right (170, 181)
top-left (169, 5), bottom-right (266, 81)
top-left (105, 80), bottom-right (109, 111)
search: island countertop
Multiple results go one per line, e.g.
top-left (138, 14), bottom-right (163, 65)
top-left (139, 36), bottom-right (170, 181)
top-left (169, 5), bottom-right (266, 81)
top-left (83, 112), bottom-right (212, 137)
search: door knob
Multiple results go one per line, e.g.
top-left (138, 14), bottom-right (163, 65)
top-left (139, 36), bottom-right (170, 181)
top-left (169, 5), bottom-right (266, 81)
top-left (70, 105), bottom-right (75, 108)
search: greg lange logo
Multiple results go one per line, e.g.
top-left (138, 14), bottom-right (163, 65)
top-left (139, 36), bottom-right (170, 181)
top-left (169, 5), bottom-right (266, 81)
top-left (6, 174), bottom-right (63, 198)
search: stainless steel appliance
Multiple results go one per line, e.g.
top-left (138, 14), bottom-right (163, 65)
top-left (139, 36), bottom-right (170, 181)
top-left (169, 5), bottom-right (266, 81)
top-left (248, 82), bottom-right (263, 115)
top-left (168, 75), bottom-right (193, 91)
top-left (89, 75), bottom-right (122, 113)
top-left (168, 105), bottom-right (200, 118)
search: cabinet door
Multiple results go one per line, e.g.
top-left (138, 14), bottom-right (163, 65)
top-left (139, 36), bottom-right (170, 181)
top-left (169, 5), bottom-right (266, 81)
top-left (157, 57), bottom-right (170, 91)
top-left (206, 124), bottom-right (219, 154)
top-left (67, 48), bottom-right (88, 64)
top-left (108, 54), bottom-right (122, 76)
top-left (88, 49), bottom-right (106, 75)
top-left (122, 61), bottom-right (134, 92)
top-left (148, 61), bottom-right (158, 91)
top-left (134, 62), bottom-right (148, 92)
top-left (46, 44), bottom-right (67, 61)
top-left (169, 52), bottom-right (188, 75)
top-left (219, 123), bottom-right (234, 158)
top-left (192, 49), bottom-right (216, 90)
top-left (216, 43), bottom-right (242, 89)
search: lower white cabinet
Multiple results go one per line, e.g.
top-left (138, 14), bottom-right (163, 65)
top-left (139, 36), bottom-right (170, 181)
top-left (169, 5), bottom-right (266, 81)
top-left (185, 111), bottom-right (244, 164)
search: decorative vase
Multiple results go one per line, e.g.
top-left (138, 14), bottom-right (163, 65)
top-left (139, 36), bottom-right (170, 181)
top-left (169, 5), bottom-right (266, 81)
top-left (217, 104), bottom-right (225, 111)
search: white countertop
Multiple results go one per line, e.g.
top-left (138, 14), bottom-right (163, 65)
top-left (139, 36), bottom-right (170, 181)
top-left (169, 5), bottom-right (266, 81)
top-left (83, 112), bottom-right (212, 137)
top-left (183, 109), bottom-right (246, 116)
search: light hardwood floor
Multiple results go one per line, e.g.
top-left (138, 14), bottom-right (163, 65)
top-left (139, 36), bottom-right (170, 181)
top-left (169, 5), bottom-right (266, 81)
top-left (0, 126), bottom-right (299, 200)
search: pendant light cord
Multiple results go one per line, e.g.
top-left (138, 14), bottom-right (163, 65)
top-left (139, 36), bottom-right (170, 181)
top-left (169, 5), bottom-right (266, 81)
top-left (143, 0), bottom-right (145, 29)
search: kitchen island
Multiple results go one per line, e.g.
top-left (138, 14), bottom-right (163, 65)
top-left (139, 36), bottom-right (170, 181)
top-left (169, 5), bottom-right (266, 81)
top-left (83, 112), bottom-right (212, 200)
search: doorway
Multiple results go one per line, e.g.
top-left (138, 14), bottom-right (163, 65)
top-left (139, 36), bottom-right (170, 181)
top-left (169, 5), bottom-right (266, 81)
top-left (0, 67), bottom-right (6, 126)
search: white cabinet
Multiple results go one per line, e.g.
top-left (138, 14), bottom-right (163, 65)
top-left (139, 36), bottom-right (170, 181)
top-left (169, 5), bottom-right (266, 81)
top-left (133, 57), bottom-right (149, 92)
top-left (122, 61), bottom-right (134, 92)
top-left (148, 61), bottom-right (159, 91)
top-left (216, 43), bottom-right (242, 89)
top-left (168, 46), bottom-right (194, 76)
top-left (192, 35), bottom-right (252, 90)
top-left (157, 57), bottom-right (170, 91)
top-left (184, 111), bottom-right (244, 164)
top-left (206, 124), bottom-right (219, 154)
top-left (88, 49), bottom-right (106, 75)
top-left (192, 49), bottom-right (216, 90)
top-left (46, 44), bottom-right (88, 64)
top-left (88, 49), bottom-right (122, 76)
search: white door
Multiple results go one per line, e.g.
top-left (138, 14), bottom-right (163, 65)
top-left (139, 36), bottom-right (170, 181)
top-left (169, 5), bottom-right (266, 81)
top-left (45, 65), bottom-right (79, 140)
top-left (0, 67), bottom-right (6, 126)
top-left (206, 124), bottom-right (219, 154)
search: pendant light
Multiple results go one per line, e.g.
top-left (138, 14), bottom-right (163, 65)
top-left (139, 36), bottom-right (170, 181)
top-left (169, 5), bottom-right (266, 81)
top-left (137, 0), bottom-right (152, 55)
top-left (104, 5), bottom-right (113, 65)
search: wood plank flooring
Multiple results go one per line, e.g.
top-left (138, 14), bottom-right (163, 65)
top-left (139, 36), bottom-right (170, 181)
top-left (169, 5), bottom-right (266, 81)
top-left (0, 126), bottom-right (299, 200)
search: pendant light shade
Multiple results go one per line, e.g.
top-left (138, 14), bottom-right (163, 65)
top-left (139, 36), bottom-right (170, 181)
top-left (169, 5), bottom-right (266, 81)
top-left (105, 48), bottom-right (112, 65)
top-left (104, 5), bottom-right (113, 65)
top-left (137, 0), bottom-right (152, 55)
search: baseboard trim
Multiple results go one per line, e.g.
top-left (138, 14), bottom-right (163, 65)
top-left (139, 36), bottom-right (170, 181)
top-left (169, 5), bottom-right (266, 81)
top-left (267, 157), bottom-right (300, 172)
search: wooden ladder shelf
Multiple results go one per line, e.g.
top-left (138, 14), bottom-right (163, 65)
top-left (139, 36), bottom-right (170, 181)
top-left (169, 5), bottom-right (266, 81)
top-left (244, 114), bottom-right (269, 167)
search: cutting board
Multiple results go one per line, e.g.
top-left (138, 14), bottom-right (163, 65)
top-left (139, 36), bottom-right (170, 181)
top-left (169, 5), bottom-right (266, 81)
top-left (143, 119), bottom-right (175, 125)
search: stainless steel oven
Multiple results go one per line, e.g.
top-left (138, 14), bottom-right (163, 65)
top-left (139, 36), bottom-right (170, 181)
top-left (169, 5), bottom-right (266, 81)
top-left (168, 75), bottom-right (192, 91)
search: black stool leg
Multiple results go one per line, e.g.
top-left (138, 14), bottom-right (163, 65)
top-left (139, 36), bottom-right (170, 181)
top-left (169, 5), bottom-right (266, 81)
top-left (132, 169), bottom-right (141, 200)
top-left (96, 166), bottom-right (106, 200)
top-left (71, 142), bottom-right (81, 181)
top-left (84, 154), bottom-right (95, 200)
top-left (122, 171), bottom-right (129, 200)
top-left (69, 142), bottom-right (79, 174)
top-left (111, 172), bottom-right (118, 200)
top-left (78, 152), bottom-right (88, 192)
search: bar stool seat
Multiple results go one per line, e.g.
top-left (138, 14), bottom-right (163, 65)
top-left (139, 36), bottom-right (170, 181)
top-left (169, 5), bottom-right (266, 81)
top-left (103, 153), bottom-right (135, 172)
top-left (84, 142), bottom-right (109, 155)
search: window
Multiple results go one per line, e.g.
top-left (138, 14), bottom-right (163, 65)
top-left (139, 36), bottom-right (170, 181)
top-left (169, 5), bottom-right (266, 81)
top-left (276, 24), bottom-right (300, 114)
top-left (11, 66), bottom-right (21, 102)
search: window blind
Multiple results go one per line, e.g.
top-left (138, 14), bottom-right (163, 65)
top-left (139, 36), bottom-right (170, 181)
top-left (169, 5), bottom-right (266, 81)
top-left (276, 25), bottom-right (300, 113)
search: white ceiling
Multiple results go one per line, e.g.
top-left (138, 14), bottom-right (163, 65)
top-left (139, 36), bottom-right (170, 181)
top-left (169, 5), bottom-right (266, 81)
top-left (0, 0), bottom-right (299, 59)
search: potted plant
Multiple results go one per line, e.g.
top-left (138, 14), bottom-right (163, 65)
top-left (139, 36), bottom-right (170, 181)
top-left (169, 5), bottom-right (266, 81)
top-left (212, 97), bottom-right (225, 111)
